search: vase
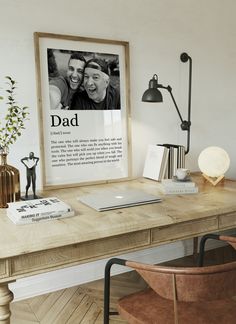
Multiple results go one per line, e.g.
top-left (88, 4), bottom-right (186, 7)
top-left (0, 153), bottom-right (21, 208)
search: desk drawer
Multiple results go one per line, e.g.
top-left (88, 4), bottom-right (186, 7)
top-left (151, 217), bottom-right (218, 244)
top-left (219, 212), bottom-right (236, 229)
top-left (11, 230), bottom-right (149, 277)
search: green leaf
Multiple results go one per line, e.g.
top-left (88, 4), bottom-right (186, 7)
top-left (0, 76), bottom-right (29, 150)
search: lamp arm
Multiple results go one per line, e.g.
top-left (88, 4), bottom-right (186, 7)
top-left (163, 85), bottom-right (184, 123)
top-left (160, 84), bottom-right (191, 154)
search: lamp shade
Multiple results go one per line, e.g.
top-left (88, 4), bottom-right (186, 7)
top-left (142, 74), bottom-right (163, 102)
top-left (142, 88), bottom-right (163, 102)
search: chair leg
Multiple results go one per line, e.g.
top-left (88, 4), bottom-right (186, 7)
top-left (198, 233), bottom-right (220, 266)
top-left (104, 258), bottom-right (127, 324)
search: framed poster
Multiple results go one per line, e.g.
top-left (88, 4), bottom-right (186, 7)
top-left (34, 32), bottom-right (131, 189)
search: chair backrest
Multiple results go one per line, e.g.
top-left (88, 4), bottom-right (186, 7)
top-left (219, 235), bottom-right (236, 250)
top-left (126, 260), bottom-right (236, 302)
top-left (198, 233), bottom-right (236, 267)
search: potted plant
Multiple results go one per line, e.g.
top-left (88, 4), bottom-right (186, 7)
top-left (0, 76), bottom-right (29, 207)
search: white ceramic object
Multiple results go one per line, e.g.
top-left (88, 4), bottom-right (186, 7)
top-left (176, 168), bottom-right (190, 180)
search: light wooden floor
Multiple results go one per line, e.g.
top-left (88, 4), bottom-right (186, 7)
top-left (10, 246), bottom-right (236, 324)
top-left (10, 270), bottom-right (145, 324)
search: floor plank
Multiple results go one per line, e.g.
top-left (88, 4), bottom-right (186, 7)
top-left (66, 294), bottom-right (93, 324)
top-left (11, 301), bottom-right (39, 324)
top-left (53, 287), bottom-right (86, 323)
top-left (32, 289), bottom-right (65, 321)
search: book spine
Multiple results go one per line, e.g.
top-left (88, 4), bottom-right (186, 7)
top-left (163, 187), bottom-right (198, 195)
top-left (8, 211), bottom-right (75, 225)
top-left (179, 146), bottom-right (185, 168)
top-left (159, 144), bottom-right (185, 179)
top-left (159, 148), bottom-right (169, 181)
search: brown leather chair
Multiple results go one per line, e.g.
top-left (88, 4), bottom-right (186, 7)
top-left (198, 233), bottom-right (236, 266)
top-left (104, 234), bottom-right (236, 323)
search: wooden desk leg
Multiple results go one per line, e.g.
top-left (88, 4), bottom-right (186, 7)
top-left (0, 284), bottom-right (14, 323)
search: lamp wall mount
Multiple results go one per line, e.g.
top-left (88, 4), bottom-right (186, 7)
top-left (142, 52), bottom-right (192, 154)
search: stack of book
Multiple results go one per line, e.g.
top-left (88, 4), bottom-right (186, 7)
top-left (7, 197), bottom-right (75, 225)
top-left (143, 144), bottom-right (169, 181)
top-left (161, 178), bottom-right (198, 195)
top-left (143, 144), bottom-right (186, 181)
top-left (159, 144), bottom-right (186, 179)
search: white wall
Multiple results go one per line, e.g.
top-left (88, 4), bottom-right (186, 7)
top-left (1, 0), bottom-right (236, 299)
top-left (1, 0), bottom-right (236, 186)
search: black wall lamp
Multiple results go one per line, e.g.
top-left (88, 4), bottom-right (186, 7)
top-left (142, 52), bottom-right (192, 154)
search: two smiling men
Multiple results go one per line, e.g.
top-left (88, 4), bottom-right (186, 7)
top-left (49, 55), bottom-right (120, 110)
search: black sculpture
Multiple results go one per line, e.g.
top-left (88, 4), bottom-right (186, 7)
top-left (21, 152), bottom-right (39, 199)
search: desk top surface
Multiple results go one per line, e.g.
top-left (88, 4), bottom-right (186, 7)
top-left (1, 174), bottom-right (236, 259)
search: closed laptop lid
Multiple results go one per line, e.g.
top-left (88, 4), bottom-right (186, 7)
top-left (78, 189), bottom-right (162, 211)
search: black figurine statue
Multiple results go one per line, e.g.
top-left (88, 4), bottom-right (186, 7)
top-left (21, 152), bottom-right (39, 199)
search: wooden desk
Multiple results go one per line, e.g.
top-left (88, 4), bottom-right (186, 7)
top-left (1, 174), bottom-right (236, 323)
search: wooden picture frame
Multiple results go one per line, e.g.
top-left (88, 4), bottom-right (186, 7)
top-left (34, 32), bottom-right (131, 189)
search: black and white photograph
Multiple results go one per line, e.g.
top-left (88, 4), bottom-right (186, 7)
top-left (34, 32), bottom-right (131, 189)
top-left (48, 49), bottom-right (121, 110)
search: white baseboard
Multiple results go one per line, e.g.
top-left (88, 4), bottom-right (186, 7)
top-left (10, 229), bottom-right (235, 302)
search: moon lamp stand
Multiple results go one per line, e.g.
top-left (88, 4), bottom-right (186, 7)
top-left (202, 173), bottom-right (225, 186)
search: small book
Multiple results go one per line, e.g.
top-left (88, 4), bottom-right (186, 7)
top-left (143, 145), bottom-right (169, 181)
top-left (161, 178), bottom-right (196, 188)
top-left (7, 210), bottom-right (75, 225)
top-left (162, 186), bottom-right (198, 195)
top-left (7, 197), bottom-right (74, 224)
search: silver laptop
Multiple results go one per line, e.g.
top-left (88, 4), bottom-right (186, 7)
top-left (78, 189), bottom-right (162, 211)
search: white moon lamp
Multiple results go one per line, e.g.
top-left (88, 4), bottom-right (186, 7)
top-left (198, 146), bottom-right (230, 186)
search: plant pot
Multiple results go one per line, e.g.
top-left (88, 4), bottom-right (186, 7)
top-left (0, 153), bottom-right (21, 208)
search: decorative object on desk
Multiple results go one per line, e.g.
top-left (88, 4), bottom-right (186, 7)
top-left (0, 76), bottom-right (29, 208)
top-left (142, 53), bottom-right (192, 154)
top-left (176, 168), bottom-right (190, 181)
top-left (0, 151), bottom-right (21, 208)
top-left (143, 144), bottom-right (169, 181)
top-left (7, 197), bottom-right (75, 225)
top-left (172, 175), bottom-right (191, 182)
top-left (198, 146), bottom-right (230, 186)
top-left (21, 152), bottom-right (40, 200)
top-left (34, 32), bottom-right (131, 189)
top-left (161, 177), bottom-right (198, 195)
